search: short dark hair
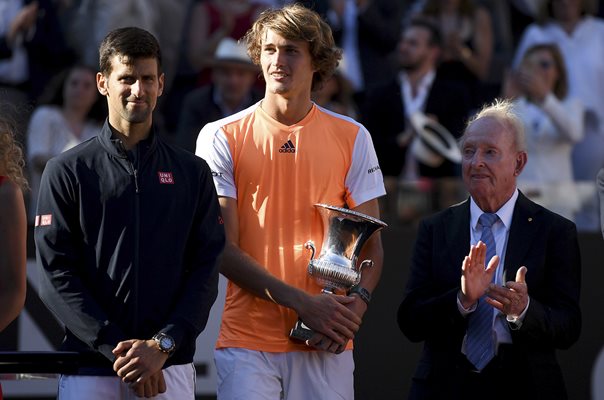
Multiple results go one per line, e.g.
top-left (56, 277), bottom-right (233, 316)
top-left (99, 27), bottom-right (162, 76)
top-left (406, 17), bottom-right (442, 48)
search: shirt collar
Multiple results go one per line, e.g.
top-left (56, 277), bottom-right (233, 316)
top-left (470, 188), bottom-right (519, 231)
top-left (399, 69), bottom-right (436, 92)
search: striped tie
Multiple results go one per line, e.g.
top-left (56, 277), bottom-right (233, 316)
top-left (466, 212), bottom-right (499, 371)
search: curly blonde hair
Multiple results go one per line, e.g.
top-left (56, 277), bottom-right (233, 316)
top-left (0, 113), bottom-right (28, 191)
top-left (242, 3), bottom-right (342, 91)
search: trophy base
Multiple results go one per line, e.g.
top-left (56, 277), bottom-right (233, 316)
top-left (289, 319), bottom-right (314, 342)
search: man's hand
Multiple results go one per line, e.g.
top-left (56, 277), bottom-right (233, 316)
top-left (112, 339), bottom-right (169, 397)
top-left (295, 292), bottom-right (361, 345)
top-left (306, 332), bottom-right (346, 354)
top-left (305, 294), bottom-right (368, 353)
top-left (7, 2), bottom-right (38, 44)
top-left (486, 266), bottom-right (529, 317)
top-left (516, 66), bottom-right (549, 103)
top-left (460, 242), bottom-right (499, 308)
top-left (130, 369), bottom-right (166, 398)
top-left (345, 293), bottom-right (368, 319)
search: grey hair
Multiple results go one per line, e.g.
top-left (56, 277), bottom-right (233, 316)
top-left (461, 98), bottom-right (526, 152)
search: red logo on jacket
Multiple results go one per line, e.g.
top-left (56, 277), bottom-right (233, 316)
top-left (35, 214), bottom-right (52, 226)
top-left (158, 172), bottom-right (174, 184)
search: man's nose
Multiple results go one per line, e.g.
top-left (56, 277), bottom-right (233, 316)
top-left (131, 80), bottom-right (144, 97)
top-left (470, 152), bottom-right (485, 167)
top-left (273, 50), bottom-right (286, 67)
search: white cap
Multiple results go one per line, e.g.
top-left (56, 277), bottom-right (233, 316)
top-left (211, 37), bottom-right (257, 69)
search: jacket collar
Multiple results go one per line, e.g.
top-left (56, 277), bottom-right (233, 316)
top-left (445, 192), bottom-right (541, 282)
top-left (504, 191), bottom-right (542, 281)
top-left (446, 199), bottom-right (472, 271)
top-left (98, 119), bottom-right (158, 158)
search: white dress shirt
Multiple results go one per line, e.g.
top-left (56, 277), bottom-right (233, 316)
top-left (459, 189), bottom-right (530, 352)
top-left (399, 69), bottom-right (436, 120)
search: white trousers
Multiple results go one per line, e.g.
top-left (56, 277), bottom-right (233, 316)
top-left (215, 348), bottom-right (354, 400)
top-left (57, 363), bottom-right (195, 400)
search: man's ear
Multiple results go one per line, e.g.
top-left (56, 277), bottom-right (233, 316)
top-left (158, 73), bottom-right (165, 97)
top-left (97, 72), bottom-right (108, 96)
top-left (514, 151), bottom-right (528, 176)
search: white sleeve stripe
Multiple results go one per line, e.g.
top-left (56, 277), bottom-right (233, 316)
top-left (345, 125), bottom-right (386, 207)
top-left (195, 126), bottom-right (238, 199)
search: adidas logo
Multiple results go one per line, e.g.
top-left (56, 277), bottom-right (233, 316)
top-left (279, 139), bottom-right (296, 153)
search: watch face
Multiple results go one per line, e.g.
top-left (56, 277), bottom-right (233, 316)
top-left (161, 336), bottom-right (173, 349)
top-left (155, 333), bottom-right (175, 353)
top-left (161, 336), bottom-right (174, 350)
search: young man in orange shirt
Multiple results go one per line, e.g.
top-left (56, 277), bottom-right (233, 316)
top-left (196, 4), bottom-right (385, 399)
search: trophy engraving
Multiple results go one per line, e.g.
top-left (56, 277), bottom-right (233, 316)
top-left (290, 203), bottom-right (387, 342)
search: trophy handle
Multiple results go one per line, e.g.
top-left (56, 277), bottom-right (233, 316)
top-left (357, 259), bottom-right (373, 274)
top-left (305, 240), bottom-right (316, 260)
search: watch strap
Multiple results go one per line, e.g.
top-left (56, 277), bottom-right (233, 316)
top-left (348, 285), bottom-right (371, 305)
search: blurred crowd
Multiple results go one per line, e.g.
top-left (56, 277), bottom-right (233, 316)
top-left (2, 0), bottom-right (603, 232)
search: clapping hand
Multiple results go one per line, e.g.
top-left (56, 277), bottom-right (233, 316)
top-left (486, 266), bottom-right (529, 317)
top-left (460, 241), bottom-right (499, 308)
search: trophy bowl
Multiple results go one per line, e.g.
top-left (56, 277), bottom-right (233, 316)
top-left (305, 204), bottom-right (387, 292)
top-left (290, 203), bottom-right (387, 342)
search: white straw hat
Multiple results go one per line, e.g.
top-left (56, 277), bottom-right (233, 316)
top-left (211, 37), bottom-right (257, 69)
top-left (409, 112), bottom-right (462, 167)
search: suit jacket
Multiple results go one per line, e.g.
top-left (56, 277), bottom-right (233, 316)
top-left (598, 167), bottom-right (604, 239)
top-left (361, 73), bottom-right (472, 177)
top-left (397, 192), bottom-right (582, 399)
top-left (174, 84), bottom-right (262, 153)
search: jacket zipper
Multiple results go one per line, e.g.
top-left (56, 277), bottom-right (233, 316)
top-left (133, 168), bottom-right (139, 194)
top-left (118, 140), bottom-right (142, 334)
top-left (130, 161), bottom-right (140, 333)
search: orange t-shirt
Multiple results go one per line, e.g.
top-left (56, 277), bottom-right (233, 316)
top-left (197, 102), bottom-right (385, 352)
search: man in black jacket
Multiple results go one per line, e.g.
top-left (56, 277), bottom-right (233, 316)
top-left (362, 17), bottom-right (473, 181)
top-left (598, 167), bottom-right (604, 239)
top-left (398, 99), bottom-right (581, 399)
top-left (34, 27), bottom-right (225, 399)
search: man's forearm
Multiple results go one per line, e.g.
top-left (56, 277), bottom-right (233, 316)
top-left (220, 241), bottom-right (308, 310)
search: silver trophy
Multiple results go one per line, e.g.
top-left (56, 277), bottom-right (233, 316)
top-left (289, 203), bottom-right (387, 342)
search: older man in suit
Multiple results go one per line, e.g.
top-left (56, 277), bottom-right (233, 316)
top-left (398, 99), bottom-right (582, 400)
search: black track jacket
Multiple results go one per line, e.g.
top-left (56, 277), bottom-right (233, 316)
top-left (34, 121), bottom-right (225, 375)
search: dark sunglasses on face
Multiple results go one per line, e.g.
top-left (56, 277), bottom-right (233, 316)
top-left (537, 60), bottom-right (555, 69)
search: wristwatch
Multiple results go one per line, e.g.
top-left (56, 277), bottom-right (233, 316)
top-left (348, 285), bottom-right (371, 305)
top-left (506, 315), bottom-right (523, 330)
top-left (152, 332), bottom-right (175, 355)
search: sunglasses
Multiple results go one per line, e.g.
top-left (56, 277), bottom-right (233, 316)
top-left (536, 60), bottom-right (555, 69)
